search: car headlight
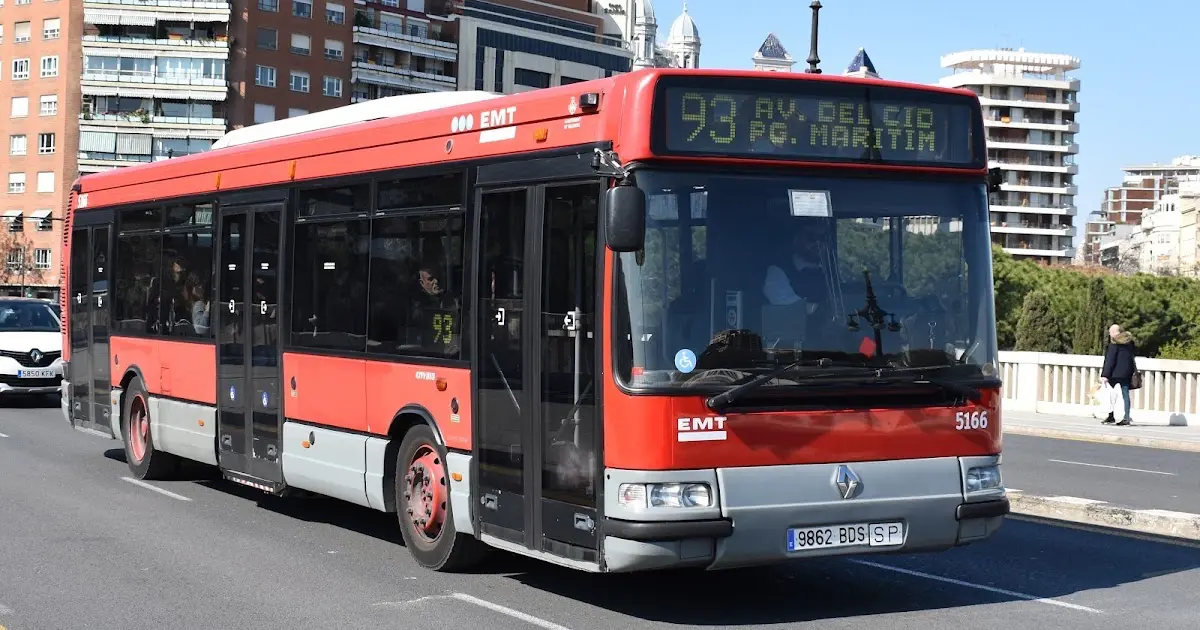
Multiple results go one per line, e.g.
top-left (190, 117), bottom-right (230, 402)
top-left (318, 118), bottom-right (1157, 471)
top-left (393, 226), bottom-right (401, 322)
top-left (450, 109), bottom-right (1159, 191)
top-left (617, 482), bottom-right (712, 509)
top-left (966, 465), bottom-right (1002, 492)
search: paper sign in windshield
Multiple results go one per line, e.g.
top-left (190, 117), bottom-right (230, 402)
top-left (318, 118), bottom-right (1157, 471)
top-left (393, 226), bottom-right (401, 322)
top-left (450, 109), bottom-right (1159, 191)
top-left (789, 190), bottom-right (831, 217)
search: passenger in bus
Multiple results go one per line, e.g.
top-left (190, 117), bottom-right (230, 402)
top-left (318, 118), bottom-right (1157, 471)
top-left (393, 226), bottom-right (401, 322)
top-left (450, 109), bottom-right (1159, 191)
top-left (187, 274), bottom-right (211, 336)
top-left (762, 226), bottom-right (832, 312)
top-left (406, 264), bottom-right (460, 356)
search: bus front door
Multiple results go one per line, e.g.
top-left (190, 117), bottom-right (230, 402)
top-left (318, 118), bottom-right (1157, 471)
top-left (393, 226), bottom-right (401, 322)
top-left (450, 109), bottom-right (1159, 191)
top-left (67, 223), bottom-right (112, 436)
top-left (475, 182), bottom-right (601, 562)
top-left (215, 203), bottom-right (285, 487)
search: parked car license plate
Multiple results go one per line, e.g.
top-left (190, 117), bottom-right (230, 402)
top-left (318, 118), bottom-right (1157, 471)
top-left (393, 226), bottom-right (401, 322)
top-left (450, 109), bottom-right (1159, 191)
top-left (786, 522), bottom-right (904, 552)
top-left (17, 368), bottom-right (55, 378)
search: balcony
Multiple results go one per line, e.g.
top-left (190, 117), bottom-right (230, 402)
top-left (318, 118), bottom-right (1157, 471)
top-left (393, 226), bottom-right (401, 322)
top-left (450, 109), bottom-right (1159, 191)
top-left (991, 221), bottom-right (1075, 237)
top-left (79, 110), bottom-right (226, 132)
top-left (987, 140), bottom-right (1079, 154)
top-left (352, 26), bottom-right (457, 62)
top-left (83, 33), bottom-right (230, 51)
top-left (983, 118), bottom-right (1080, 133)
top-left (989, 203), bottom-right (1076, 216)
top-left (988, 158), bottom-right (1078, 175)
top-left (977, 96), bottom-right (1079, 113)
top-left (84, 0), bottom-right (231, 23)
top-left (82, 69), bottom-right (227, 94)
top-left (351, 61), bottom-right (455, 93)
top-left (1000, 182), bottom-right (1078, 196)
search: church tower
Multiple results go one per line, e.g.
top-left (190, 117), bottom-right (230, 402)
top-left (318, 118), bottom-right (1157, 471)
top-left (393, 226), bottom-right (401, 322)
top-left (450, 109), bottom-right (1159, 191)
top-left (664, 1), bottom-right (701, 68)
top-left (752, 33), bottom-right (795, 72)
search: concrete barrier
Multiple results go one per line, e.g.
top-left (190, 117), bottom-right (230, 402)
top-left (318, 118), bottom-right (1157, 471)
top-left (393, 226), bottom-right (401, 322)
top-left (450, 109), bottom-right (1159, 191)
top-left (1008, 491), bottom-right (1200, 541)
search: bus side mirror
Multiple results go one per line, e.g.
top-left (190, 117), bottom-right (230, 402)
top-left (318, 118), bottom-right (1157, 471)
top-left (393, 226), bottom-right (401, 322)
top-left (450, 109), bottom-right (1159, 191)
top-left (605, 183), bottom-right (646, 252)
top-left (987, 167), bottom-right (1003, 193)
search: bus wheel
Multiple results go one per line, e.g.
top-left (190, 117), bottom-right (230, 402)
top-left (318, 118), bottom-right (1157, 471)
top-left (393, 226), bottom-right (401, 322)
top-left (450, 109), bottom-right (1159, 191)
top-left (121, 377), bottom-right (178, 481)
top-left (394, 424), bottom-right (487, 571)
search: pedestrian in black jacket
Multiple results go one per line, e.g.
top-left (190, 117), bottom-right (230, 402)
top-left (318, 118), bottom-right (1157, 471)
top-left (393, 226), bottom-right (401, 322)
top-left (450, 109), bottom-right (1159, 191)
top-left (1100, 324), bottom-right (1137, 425)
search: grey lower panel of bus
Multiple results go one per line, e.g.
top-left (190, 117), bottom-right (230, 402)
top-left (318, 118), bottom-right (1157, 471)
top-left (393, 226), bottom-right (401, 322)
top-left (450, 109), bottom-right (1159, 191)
top-left (151, 396), bottom-right (218, 466)
top-left (601, 455), bottom-right (1006, 573)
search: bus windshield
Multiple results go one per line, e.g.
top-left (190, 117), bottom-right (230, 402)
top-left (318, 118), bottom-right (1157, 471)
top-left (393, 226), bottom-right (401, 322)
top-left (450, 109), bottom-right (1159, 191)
top-left (613, 168), bottom-right (999, 390)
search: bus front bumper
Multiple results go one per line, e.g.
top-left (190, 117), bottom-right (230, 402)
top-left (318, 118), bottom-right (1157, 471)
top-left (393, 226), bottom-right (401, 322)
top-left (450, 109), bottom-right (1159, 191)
top-left (600, 455), bottom-right (1007, 573)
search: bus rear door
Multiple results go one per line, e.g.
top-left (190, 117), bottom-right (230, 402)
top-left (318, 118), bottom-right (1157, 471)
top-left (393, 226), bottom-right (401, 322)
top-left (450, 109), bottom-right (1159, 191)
top-left (67, 219), bottom-right (112, 436)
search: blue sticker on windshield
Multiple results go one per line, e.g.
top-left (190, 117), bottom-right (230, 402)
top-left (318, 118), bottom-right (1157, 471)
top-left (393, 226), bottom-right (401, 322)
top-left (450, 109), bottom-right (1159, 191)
top-left (675, 349), bottom-right (697, 374)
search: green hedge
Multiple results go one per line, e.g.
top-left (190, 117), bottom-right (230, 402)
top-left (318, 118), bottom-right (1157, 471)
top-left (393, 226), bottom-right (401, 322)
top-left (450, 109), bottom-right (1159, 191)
top-left (992, 246), bottom-right (1200, 360)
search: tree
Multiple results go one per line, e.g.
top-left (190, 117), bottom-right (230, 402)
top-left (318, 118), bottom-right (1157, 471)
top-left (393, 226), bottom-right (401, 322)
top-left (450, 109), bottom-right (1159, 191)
top-left (1071, 276), bottom-right (1107, 356)
top-left (0, 228), bottom-right (46, 295)
top-left (1014, 289), bottom-right (1063, 353)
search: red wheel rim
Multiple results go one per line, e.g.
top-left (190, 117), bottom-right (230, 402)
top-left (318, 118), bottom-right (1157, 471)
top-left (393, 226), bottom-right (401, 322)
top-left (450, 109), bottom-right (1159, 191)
top-left (404, 444), bottom-right (447, 543)
top-left (129, 395), bottom-right (150, 463)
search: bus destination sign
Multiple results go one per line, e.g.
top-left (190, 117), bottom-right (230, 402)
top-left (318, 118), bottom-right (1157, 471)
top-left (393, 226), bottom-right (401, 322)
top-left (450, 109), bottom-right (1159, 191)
top-left (657, 84), bottom-right (980, 167)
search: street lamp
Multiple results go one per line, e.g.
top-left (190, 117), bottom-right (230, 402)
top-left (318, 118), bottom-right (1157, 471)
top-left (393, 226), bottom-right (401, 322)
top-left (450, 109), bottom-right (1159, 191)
top-left (806, 1), bottom-right (822, 74)
top-left (5, 214), bottom-right (65, 299)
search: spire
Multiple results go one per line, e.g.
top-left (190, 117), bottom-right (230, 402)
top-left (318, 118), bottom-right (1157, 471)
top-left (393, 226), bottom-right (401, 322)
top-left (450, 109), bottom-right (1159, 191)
top-left (843, 47), bottom-right (879, 78)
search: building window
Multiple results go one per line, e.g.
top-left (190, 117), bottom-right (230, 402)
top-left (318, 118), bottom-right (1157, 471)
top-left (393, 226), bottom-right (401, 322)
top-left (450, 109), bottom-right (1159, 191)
top-left (324, 39), bottom-right (343, 61)
top-left (12, 59), bottom-right (30, 81)
top-left (37, 133), bottom-right (54, 155)
top-left (6, 251), bottom-right (22, 268)
top-left (39, 95), bottom-right (56, 116)
top-left (8, 173), bottom-right (26, 194)
top-left (255, 65), bottom-right (276, 87)
top-left (514, 68), bottom-right (551, 89)
top-left (325, 2), bottom-right (345, 23)
top-left (40, 56), bottom-right (58, 78)
top-left (253, 103), bottom-right (275, 124)
top-left (14, 21), bottom-right (31, 43)
top-left (257, 27), bottom-right (277, 50)
top-left (290, 33), bottom-right (311, 55)
top-left (16, 0), bottom-right (31, 5)
top-left (36, 172), bottom-right (54, 193)
top-left (11, 97), bottom-right (28, 118)
top-left (293, 0), bottom-right (312, 18)
top-left (33, 248), bottom-right (50, 269)
top-left (35, 211), bottom-right (52, 230)
top-left (42, 18), bottom-right (59, 40)
top-left (258, 0), bottom-right (279, 11)
top-left (9, 135), bottom-right (26, 156)
top-left (322, 76), bottom-right (342, 98)
top-left (286, 108), bottom-right (307, 118)
top-left (289, 70), bottom-right (310, 93)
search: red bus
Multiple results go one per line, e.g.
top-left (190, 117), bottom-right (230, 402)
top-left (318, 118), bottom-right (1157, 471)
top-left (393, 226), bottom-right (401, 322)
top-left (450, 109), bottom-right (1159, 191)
top-left (61, 68), bottom-right (1008, 573)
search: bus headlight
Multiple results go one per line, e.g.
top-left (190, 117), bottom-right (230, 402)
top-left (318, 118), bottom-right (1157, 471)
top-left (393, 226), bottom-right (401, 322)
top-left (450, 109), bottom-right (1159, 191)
top-left (618, 482), bottom-right (713, 509)
top-left (965, 465), bottom-right (1002, 492)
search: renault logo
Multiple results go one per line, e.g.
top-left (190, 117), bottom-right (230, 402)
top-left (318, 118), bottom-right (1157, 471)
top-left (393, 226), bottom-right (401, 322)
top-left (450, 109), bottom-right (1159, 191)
top-left (834, 465), bottom-right (861, 500)
top-left (30, 349), bottom-right (43, 363)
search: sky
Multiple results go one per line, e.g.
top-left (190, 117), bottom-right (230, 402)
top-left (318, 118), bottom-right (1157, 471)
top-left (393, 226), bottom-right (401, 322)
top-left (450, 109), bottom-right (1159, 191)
top-left (649, 0), bottom-right (1200, 241)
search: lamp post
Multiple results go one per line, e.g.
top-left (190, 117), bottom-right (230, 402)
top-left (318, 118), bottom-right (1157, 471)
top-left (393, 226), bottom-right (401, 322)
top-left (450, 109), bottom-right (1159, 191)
top-left (806, 1), bottom-right (822, 74)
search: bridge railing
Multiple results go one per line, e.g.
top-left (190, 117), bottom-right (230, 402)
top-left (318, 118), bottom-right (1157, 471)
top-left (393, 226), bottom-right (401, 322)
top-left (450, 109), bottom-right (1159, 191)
top-left (997, 351), bottom-right (1200, 426)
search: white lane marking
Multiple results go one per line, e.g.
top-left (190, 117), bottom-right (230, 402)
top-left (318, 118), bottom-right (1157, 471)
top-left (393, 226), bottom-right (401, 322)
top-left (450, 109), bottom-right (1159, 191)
top-left (449, 593), bottom-right (574, 630)
top-left (0, 431), bottom-right (9, 438)
top-left (372, 594), bottom-right (573, 630)
top-left (0, 602), bottom-right (12, 614)
top-left (850, 560), bottom-right (1103, 614)
top-left (1048, 459), bottom-right (1175, 476)
top-left (121, 477), bottom-right (193, 502)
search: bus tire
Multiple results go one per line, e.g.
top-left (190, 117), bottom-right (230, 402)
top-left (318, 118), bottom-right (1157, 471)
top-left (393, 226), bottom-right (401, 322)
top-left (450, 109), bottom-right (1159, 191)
top-left (121, 377), bottom-right (179, 480)
top-left (394, 424), bottom-right (488, 571)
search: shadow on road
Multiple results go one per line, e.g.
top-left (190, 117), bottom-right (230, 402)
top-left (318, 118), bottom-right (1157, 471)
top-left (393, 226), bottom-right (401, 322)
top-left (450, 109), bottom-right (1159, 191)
top-left (178, 475), bottom-right (1200, 624)
top-left (0, 394), bottom-right (59, 409)
top-left (496, 517), bottom-right (1200, 624)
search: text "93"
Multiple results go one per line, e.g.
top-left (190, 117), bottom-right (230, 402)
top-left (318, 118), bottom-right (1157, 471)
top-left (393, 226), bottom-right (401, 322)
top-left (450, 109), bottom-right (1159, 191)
top-left (955, 410), bottom-right (989, 431)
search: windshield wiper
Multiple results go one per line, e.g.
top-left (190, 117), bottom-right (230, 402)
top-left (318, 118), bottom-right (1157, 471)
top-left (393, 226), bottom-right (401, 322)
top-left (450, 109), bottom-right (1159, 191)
top-left (707, 358), bottom-right (857, 410)
top-left (798, 366), bottom-right (985, 402)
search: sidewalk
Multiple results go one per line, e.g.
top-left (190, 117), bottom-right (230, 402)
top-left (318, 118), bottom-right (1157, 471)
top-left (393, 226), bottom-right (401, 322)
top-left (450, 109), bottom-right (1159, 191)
top-left (1003, 408), bottom-right (1200, 452)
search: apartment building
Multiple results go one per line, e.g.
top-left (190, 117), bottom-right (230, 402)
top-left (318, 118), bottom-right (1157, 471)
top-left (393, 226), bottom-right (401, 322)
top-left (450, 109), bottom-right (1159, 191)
top-left (228, 0), bottom-right (353, 126)
top-left (1, 0), bottom-right (82, 299)
top-left (1181, 186), bottom-right (1199, 277)
top-left (1081, 156), bottom-right (1200, 266)
top-left (79, 0), bottom-right (231, 173)
top-left (351, 0), bottom-right (458, 101)
top-left (939, 49), bottom-right (1081, 264)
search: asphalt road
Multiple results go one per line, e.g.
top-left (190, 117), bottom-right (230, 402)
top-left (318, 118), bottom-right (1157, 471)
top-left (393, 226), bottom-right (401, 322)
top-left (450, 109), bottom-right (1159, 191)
top-left (3, 400), bottom-right (1200, 630)
top-left (1002, 434), bottom-right (1200, 513)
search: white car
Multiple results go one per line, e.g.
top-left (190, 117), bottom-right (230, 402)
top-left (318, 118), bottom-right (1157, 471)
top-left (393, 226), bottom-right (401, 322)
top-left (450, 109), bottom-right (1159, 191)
top-left (0, 297), bottom-right (64, 397)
